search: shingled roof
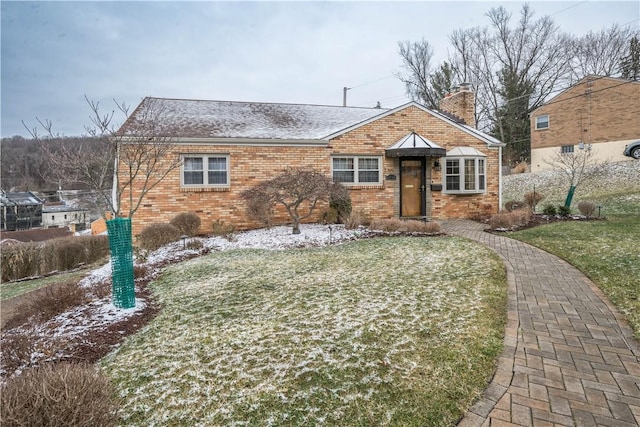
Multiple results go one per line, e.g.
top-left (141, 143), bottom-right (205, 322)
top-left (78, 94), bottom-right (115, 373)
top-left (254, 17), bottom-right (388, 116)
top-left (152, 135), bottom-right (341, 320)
top-left (120, 97), bottom-right (389, 140)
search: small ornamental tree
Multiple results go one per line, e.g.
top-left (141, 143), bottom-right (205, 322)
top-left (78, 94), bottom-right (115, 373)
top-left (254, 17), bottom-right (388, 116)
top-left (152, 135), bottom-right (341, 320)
top-left (24, 97), bottom-right (181, 309)
top-left (241, 169), bottom-right (346, 234)
top-left (544, 145), bottom-right (608, 208)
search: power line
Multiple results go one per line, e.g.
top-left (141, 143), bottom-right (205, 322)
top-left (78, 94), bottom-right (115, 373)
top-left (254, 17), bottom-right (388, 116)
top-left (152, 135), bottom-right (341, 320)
top-left (348, 74), bottom-right (394, 90)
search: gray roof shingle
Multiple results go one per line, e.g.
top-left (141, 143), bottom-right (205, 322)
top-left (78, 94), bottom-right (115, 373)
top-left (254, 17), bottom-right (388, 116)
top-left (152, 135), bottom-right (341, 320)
top-left (121, 97), bottom-right (389, 140)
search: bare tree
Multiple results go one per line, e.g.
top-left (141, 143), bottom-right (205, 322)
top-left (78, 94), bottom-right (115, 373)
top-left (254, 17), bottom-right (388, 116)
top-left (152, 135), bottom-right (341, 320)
top-left (25, 96), bottom-right (181, 219)
top-left (544, 145), bottom-right (608, 207)
top-left (396, 39), bottom-right (443, 109)
top-left (24, 96), bottom-right (181, 309)
top-left (570, 24), bottom-right (639, 82)
top-left (241, 169), bottom-right (343, 234)
top-left (448, 5), bottom-right (572, 163)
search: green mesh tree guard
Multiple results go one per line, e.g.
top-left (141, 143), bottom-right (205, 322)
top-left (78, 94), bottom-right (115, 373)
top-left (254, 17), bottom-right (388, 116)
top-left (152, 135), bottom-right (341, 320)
top-left (106, 218), bottom-right (136, 309)
top-left (564, 185), bottom-right (577, 208)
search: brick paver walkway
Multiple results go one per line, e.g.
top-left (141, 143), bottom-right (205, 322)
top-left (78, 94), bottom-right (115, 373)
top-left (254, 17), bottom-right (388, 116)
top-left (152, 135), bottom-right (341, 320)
top-left (441, 220), bottom-right (640, 427)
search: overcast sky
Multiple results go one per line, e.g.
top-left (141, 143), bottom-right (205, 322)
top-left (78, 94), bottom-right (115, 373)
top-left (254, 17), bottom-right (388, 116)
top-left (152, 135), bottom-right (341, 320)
top-left (1, 1), bottom-right (639, 138)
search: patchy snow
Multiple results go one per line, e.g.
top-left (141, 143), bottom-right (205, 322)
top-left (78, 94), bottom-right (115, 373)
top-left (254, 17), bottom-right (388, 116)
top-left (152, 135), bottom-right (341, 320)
top-left (129, 98), bottom-right (387, 140)
top-left (1, 224), bottom-right (373, 382)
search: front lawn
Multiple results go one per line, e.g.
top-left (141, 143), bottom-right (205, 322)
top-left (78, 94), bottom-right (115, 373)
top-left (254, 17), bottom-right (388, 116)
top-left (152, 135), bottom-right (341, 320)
top-left (102, 237), bottom-right (506, 426)
top-left (510, 214), bottom-right (640, 339)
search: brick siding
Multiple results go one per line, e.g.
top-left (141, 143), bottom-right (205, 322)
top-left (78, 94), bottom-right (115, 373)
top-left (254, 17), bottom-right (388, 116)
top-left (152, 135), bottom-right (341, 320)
top-left (119, 105), bottom-right (501, 235)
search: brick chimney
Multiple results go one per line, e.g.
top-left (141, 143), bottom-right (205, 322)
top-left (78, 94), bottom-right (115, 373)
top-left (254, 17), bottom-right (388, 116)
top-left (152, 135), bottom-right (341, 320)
top-left (438, 82), bottom-right (476, 128)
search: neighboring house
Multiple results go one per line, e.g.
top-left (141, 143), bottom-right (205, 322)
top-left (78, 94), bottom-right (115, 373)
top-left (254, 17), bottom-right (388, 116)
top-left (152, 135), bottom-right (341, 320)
top-left (0, 191), bottom-right (43, 231)
top-left (530, 75), bottom-right (640, 172)
top-left (42, 204), bottom-right (90, 232)
top-left (117, 85), bottom-right (504, 234)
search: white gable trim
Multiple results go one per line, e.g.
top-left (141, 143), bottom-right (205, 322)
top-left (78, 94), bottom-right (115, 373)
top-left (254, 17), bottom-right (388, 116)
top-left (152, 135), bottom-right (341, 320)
top-left (324, 101), bottom-right (505, 147)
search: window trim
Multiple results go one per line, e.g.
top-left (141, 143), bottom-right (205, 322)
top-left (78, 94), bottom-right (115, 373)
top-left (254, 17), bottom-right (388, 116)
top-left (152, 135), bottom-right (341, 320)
top-left (331, 155), bottom-right (382, 185)
top-left (560, 145), bottom-right (574, 154)
top-left (180, 154), bottom-right (230, 188)
top-left (535, 115), bottom-right (549, 130)
top-left (443, 156), bottom-right (486, 194)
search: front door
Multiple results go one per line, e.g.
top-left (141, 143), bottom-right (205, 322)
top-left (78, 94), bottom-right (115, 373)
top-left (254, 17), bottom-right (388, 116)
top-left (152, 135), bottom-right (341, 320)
top-left (400, 159), bottom-right (425, 217)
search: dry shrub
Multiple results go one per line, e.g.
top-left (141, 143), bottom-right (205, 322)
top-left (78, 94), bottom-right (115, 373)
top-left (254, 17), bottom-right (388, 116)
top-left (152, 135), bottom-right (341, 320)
top-left (88, 280), bottom-right (112, 300)
top-left (577, 201), bottom-right (596, 217)
top-left (211, 219), bottom-right (236, 240)
top-left (185, 239), bottom-right (203, 250)
top-left (170, 212), bottom-right (202, 236)
top-left (0, 235), bottom-right (110, 282)
top-left (0, 362), bottom-right (120, 427)
top-left (0, 334), bottom-right (36, 376)
top-left (504, 200), bottom-right (526, 212)
top-left (524, 191), bottom-right (544, 211)
top-left (370, 218), bottom-right (441, 234)
top-left (53, 239), bottom-right (88, 271)
top-left (134, 265), bottom-right (149, 280)
top-left (79, 235), bottom-right (110, 261)
top-left (138, 223), bottom-right (182, 251)
top-left (512, 161), bottom-right (529, 174)
top-left (36, 282), bottom-right (89, 322)
top-left (345, 210), bottom-right (369, 229)
top-left (1, 243), bottom-right (40, 282)
top-left (321, 207), bottom-right (339, 224)
top-left (489, 210), bottom-right (532, 230)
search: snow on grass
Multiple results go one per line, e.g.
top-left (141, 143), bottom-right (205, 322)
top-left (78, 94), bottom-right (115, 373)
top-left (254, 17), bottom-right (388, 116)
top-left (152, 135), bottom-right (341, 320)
top-left (102, 237), bottom-right (506, 426)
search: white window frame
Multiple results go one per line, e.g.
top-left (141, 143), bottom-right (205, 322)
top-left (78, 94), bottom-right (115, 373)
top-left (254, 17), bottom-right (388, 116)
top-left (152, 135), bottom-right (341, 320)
top-left (181, 154), bottom-right (230, 188)
top-left (331, 156), bottom-right (382, 185)
top-left (535, 115), bottom-right (549, 130)
top-left (560, 145), bottom-right (574, 154)
top-left (443, 157), bottom-right (486, 194)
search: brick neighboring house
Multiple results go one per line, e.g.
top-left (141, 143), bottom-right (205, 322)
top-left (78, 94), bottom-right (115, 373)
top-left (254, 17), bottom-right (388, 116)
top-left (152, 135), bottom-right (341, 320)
top-left (530, 75), bottom-right (640, 172)
top-left (117, 85), bottom-right (504, 234)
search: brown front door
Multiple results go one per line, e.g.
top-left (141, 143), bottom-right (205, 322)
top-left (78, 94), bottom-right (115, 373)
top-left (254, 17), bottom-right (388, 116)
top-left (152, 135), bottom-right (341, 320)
top-left (400, 159), bottom-right (425, 217)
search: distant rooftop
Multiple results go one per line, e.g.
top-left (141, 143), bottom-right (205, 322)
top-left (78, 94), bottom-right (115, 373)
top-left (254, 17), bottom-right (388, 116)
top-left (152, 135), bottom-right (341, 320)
top-left (120, 97), bottom-right (390, 140)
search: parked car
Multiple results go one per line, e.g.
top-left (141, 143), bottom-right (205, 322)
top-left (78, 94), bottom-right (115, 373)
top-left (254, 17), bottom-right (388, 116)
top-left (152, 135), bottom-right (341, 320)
top-left (623, 140), bottom-right (640, 159)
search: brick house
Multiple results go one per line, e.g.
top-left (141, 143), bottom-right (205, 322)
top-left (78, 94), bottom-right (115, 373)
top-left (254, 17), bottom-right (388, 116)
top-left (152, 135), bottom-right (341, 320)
top-left (530, 75), bottom-right (640, 172)
top-left (117, 85), bottom-right (504, 234)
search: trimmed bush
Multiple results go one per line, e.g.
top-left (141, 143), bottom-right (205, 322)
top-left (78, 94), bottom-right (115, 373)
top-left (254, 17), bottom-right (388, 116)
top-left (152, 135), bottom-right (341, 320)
top-left (542, 204), bottom-right (557, 216)
top-left (0, 363), bottom-right (120, 426)
top-left (321, 208), bottom-right (339, 224)
top-left (329, 182), bottom-right (352, 223)
top-left (170, 212), bottom-right (202, 236)
top-left (0, 235), bottom-right (110, 282)
top-left (1, 242), bottom-right (40, 282)
top-left (577, 201), bottom-right (596, 217)
top-left (138, 223), bottom-right (182, 251)
top-left (557, 205), bottom-right (572, 217)
top-left (53, 240), bottom-right (88, 271)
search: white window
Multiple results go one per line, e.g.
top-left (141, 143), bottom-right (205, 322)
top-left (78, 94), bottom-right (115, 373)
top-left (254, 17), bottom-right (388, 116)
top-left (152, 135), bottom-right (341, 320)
top-left (332, 156), bottom-right (381, 184)
top-left (444, 157), bottom-right (486, 194)
top-left (561, 145), bottom-right (574, 154)
top-left (535, 115), bottom-right (549, 130)
top-left (182, 155), bottom-right (229, 187)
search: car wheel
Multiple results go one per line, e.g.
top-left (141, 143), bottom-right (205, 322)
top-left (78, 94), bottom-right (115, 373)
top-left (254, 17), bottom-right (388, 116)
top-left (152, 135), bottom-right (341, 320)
top-left (632, 146), bottom-right (640, 159)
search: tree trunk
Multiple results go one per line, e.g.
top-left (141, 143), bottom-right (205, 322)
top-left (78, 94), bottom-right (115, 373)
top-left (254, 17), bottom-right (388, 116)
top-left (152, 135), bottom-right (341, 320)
top-left (106, 218), bottom-right (136, 308)
top-left (292, 221), bottom-right (301, 234)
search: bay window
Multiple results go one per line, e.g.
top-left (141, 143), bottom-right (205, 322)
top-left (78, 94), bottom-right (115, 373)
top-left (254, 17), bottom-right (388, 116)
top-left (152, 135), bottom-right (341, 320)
top-left (444, 157), bottom-right (486, 194)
